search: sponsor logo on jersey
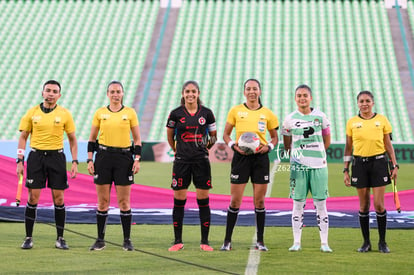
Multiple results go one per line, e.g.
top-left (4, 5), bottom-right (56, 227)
top-left (54, 116), bottom-right (61, 124)
top-left (122, 115), bottom-right (128, 121)
top-left (32, 115), bottom-right (41, 123)
top-left (167, 120), bottom-right (176, 128)
top-left (352, 177), bottom-right (358, 182)
top-left (180, 117), bottom-right (186, 123)
top-left (198, 116), bottom-right (206, 125)
top-left (258, 121), bottom-right (265, 132)
top-left (375, 121), bottom-right (381, 127)
top-left (181, 132), bottom-right (203, 142)
top-left (230, 174), bottom-right (239, 179)
top-left (237, 111), bottom-right (248, 119)
top-left (353, 122), bottom-right (363, 128)
top-left (101, 114), bottom-right (110, 120)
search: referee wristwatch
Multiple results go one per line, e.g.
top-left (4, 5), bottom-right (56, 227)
top-left (392, 164), bottom-right (400, 170)
top-left (16, 158), bottom-right (24, 164)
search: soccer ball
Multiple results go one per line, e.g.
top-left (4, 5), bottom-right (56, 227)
top-left (238, 132), bottom-right (260, 155)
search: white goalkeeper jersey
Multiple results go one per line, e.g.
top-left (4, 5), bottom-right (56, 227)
top-left (282, 108), bottom-right (330, 168)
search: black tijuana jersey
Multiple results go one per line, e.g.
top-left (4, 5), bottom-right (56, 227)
top-left (166, 105), bottom-right (216, 161)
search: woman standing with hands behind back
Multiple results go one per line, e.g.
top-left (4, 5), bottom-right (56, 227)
top-left (87, 81), bottom-right (142, 251)
top-left (344, 91), bottom-right (399, 253)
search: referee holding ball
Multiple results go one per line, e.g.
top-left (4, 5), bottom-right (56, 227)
top-left (17, 80), bottom-right (78, 250)
top-left (221, 79), bottom-right (279, 252)
top-left (87, 81), bottom-right (142, 251)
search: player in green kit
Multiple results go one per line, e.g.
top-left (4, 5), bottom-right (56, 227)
top-left (282, 84), bottom-right (332, 253)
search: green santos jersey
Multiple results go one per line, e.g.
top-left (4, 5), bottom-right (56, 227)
top-left (282, 108), bottom-right (330, 168)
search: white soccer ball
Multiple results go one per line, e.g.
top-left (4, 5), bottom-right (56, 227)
top-left (238, 132), bottom-right (260, 155)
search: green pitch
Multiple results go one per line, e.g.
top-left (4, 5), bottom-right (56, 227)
top-left (2, 163), bottom-right (413, 274)
top-left (0, 223), bottom-right (413, 274)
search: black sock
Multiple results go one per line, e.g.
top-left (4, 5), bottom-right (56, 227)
top-left (255, 208), bottom-right (266, 243)
top-left (54, 204), bottom-right (66, 238)
top-left (120, 209), bottom-right (132, 240)
top-left (25, 203), bottom-right (37, 238)
top-left (376, 210), bottom-right (387, 243)
top-left (96, 210), bottom-right (108, 240)
top-left (172, 198), bottom-right (186, 244)
top-left (197, 198), bottom-right (210, 244)
top-left (359, 211), bottom-right (370, 243)
top-left (224, 206), bottom-right (239, 242)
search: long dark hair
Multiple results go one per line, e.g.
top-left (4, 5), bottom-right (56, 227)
top-left (180, 80), bottom-right (202, 106)
top-left (243, 78), bottom-right (262, 105)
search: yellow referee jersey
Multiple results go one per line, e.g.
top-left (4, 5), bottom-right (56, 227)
top-left (92, 106), bottom-right (139, 148)
top-left (226, 104), bottom-right (279, 144)
top-left (346, 113), bottom-right (392, 157)
top-left (19, 105), bottom-right (76, 150)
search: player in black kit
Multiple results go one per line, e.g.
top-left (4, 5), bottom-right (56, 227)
top-left (166, 80), bottom-right (217, 251)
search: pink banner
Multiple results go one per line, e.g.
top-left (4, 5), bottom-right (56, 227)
top-left (1, 155), bottom-right (412, 211)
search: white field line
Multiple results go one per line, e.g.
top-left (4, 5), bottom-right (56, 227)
top-left (244, 160), bottom-right (280, 275)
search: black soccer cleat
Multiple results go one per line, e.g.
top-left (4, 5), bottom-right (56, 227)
top-left (123, 239), bottom-right (134, 251)
top-left (357, 241), bottom-right (372, 253)
top-left (21, 237), bottom-right (33, 249)
top-left (55, 237), bottom-right (69, 250)
top-left (90, 239), bottom-right (106, 251)
top-left (378, 242), bottom-right (390, 253)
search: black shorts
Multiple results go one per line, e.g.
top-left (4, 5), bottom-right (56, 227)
top-left (230, 151), bottom-right (269, 184)
top-left (94, 150), bottom-right (134, 186)
top-left (171, 158), bottom-right (212, 190)
top-left (351, 154), bottom-right (391, 188)
top-left (25, 149), bottom-right (68, 190)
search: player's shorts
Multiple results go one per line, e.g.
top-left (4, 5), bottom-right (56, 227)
top-left (230, 151), bottom-right (269, 184)
top-left (25, 148), bottom-right (68, 190)
top-left (171, 158), bottom-right (212, 190)
top-left (289, 163), bottom-right (328, 200)
top-left (351, 154), bottom-right (391, 188)
top-left (94, 149), bottom-right (134, 186)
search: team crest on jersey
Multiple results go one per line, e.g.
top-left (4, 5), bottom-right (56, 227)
top-left (122, 115), bottom-right (128, 120)
top-left (375, 121), bottom-right (381, 127)
top-left (383, 176), bottom-right (388, 182)
top-left (32, 116), bottom-right (41, 124)
top-left (198, 116), bottom-right (206, 125)
top-left (54, 117), bottom-right (61, 124)
top-left (313, 118), bottom-right (320, 127)
top-left (172, 178), bottom-right (178, 187)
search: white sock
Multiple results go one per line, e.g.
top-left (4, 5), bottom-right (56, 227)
top-left (292, 200), bottom-right (305, 245)
top-left (314, 199), bottom-right (329, 245)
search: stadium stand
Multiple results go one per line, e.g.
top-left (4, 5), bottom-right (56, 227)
top-left (148, 0), bottom-right (414, 142)
top-left (0, 0), bottom-right (158, 140)
top-left (0, 0), bottom-right (413, 143)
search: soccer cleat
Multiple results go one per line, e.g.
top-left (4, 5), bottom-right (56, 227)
top-left (320, 244), bottom-right (333, 253)
top-left (288, 244), bottom-right (302, 252)
top-left (90, 239), bottom-right (106, 251)
top-left (255, 242), bottom-right (269, 252)
top-left (123, 239), bottom-right (134, 251)
top-left (378, 242), bottom-right (390, 253)
top-left (55, 237), bottom-right (69, 250)
top-left (168, 243), bottom-right (184, 251)
top-left (357, 242), bottom-right (372, 253)
top-left (21, 237), bottom-right (33, 249)
top-left (220, 241), bottom-right (232, 251)
top-left (200, 244), bottom-right (214, 251)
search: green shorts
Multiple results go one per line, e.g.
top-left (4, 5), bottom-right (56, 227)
top-left (289, 164), bottom-right (329, 200)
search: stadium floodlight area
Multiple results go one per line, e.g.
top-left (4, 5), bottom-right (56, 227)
top-left (148, 0), bottom-right (413, 143)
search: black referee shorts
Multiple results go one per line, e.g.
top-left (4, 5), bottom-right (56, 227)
top-left (230, 151), bottom-right (270, 184)
top-left (25, 149), bottom-right (68, 190)
top-left (171, 158), bottom-right (212, 190)
top-left (351, 155), bottom-right (391, 188)
top-left (94, 150), bottom-right (134, 185)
